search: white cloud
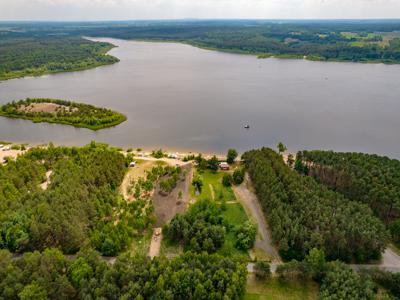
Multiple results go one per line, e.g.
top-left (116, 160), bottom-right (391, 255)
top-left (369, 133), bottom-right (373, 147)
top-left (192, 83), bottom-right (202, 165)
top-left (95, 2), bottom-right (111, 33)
top-left (0, 0), bottom-right (399, 20)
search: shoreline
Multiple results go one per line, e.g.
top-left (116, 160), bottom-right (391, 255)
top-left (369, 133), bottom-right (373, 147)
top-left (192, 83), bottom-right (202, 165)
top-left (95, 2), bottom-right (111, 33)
top-left (0, 41), bottom-right (119, 82)
top-left (0, 140), bottom-right (229, 162)
top-left (116, 37), bottom-right (400, 66)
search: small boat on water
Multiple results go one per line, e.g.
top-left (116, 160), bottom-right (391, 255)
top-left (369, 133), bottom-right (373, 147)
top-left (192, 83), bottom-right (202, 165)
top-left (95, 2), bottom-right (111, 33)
top-left (244, 124), bottom-right (250, 129)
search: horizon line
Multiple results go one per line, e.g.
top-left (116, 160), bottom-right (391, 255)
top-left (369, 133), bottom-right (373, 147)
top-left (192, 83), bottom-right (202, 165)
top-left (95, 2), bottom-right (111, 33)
top-left (1, 18), bottom-right (400, 23)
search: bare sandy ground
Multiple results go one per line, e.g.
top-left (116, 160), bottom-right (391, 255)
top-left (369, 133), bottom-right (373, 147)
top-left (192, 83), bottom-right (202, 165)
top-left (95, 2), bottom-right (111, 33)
top-left (153, 163), bottom-right (193, 227)
top-left (381, 246), bottom-right (400, 267)
top-left (40, 170), bottom-right (53, 190)
top-left (19, 102), bottom-right (77, 113)
top-left (119, 160), bottom-right (160, 201)
top-left (0, 149), bottom-right (25, 164)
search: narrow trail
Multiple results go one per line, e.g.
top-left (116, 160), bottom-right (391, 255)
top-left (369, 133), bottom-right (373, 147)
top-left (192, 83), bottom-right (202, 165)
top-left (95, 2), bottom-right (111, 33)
top-left (233, 174), bottom-right (282, 263)
top-left (40, 170), bottom-right (53, 190)
top-left (381, 246), bottom-right (400, 268)
top-left (209, 184), bottom-right (215, 200)
top-left (148, 228), bottom-right (163, 258)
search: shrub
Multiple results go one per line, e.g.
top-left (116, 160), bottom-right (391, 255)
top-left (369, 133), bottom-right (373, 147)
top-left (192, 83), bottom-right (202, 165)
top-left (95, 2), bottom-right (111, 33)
top-left (254, 261), bottom-right (271, 280)
top-left (235, 220), bottom-right (257, 250)
top-left (232, 168), bottom-right (245, 185)
top-left (151, 149), bottom-right (165, 159)
top-left (222, 173), bottom-right (232, 187)
top-left (192, 174), bottom-right (203, 193)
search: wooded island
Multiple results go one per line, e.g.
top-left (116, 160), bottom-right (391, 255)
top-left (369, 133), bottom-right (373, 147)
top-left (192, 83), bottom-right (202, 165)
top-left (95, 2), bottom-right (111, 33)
top-left (0, 98), bottom-right (127, 130)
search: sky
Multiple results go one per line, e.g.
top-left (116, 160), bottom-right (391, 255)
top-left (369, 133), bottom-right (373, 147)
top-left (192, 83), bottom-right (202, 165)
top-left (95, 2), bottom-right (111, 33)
top-left (0, 0), bottom-right (399, 21)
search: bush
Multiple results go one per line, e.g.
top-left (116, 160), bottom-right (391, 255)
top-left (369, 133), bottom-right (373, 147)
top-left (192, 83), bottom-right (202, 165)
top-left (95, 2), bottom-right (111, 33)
top-left (254, 261), bottom-right (271, 280)
top-left (222, 173), bottom-right (232, 187)
top-left (151, 149), bottom-right (165, 159)
top-left (235, 220), bottom-right (257, 250)
top-left (192, 174), bottom-right (203, 193)
top-left (232, 168), bottom-right (245, 185)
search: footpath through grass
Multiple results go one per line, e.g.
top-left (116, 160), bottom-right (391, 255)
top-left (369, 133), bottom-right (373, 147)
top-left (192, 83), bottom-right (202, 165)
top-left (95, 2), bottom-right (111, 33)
top-left (191, 170), bottom-right (236, 202)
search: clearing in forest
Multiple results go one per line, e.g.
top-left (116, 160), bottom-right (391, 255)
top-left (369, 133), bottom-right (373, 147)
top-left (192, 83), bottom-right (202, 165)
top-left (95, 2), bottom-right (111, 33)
top-left (153, 163), bottom-right (193, 227)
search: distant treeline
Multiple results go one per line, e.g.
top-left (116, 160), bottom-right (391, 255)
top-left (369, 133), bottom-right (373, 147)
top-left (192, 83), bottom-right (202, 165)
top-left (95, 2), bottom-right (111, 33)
top-left (0, 98), bottom-right (127, 130)
top-left (2, 20), bottom-right (400, 65)
top-left (296, 150), bottom-right (400, 245)
top-left (242, 148), bottom-right (388, 262)
top-left (0, 36), bottom-right (119, 80)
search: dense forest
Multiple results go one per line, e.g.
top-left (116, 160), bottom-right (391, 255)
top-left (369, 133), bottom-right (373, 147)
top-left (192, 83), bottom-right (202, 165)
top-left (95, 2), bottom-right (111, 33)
top-left (0, 98), bottom-right (127, 130)
top-left (0, 36), bottom-right (118, 80)
top-left (2, 20), bottom-right (400, 69)
top-left (0, 248), bottom-right (247, 299)
top-left (296, 150), bottom-right (400, 245)
top-left (0, 143), bottom-right (154, 256)
top-left (242, 148), bottom-right (388, 262)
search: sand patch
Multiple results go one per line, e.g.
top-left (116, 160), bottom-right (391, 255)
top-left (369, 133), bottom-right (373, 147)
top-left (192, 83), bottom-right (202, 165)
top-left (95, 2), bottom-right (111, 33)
top-left (19, 102), bottom-right (78, 114)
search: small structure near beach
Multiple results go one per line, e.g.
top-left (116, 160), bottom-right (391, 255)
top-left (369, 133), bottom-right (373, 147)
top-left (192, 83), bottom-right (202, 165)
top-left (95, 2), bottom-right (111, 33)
top-left (219, 162), bottom-right (230, 170)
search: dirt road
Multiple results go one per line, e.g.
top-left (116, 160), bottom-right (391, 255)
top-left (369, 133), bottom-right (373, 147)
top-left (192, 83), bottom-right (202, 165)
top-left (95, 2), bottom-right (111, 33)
top-left (233, 174), bottom-right (281, 263)
top-left (148, 228), bottom-right (163, 258)
top-left (381, 246), bottom-right (400, 267)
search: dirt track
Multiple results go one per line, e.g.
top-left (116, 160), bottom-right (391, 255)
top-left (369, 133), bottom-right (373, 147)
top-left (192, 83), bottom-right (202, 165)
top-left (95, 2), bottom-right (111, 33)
top-left (233, 174), bottom-right (281, 263)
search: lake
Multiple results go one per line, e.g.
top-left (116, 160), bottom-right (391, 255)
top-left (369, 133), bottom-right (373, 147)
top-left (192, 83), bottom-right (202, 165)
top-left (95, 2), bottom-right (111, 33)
top-left (1, 38), bottom-right (400, 157)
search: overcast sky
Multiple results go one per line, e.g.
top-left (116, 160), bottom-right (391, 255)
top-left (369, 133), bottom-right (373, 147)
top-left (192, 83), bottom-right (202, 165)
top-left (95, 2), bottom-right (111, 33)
top-left (0, 0), bottom-right (399, 21)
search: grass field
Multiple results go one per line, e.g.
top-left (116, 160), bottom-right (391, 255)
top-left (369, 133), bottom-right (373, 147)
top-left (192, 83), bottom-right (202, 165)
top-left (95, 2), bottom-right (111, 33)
top-left (191, 170), bottom-right (236, 202)
top-left (128, 230), bottom-right (153, 256)
top-left (190, 169), bottom-right (250, 260)
top-left (218, 202), bottom-right (250, 260)
top-left (245, 276), bottom-right (319, 300)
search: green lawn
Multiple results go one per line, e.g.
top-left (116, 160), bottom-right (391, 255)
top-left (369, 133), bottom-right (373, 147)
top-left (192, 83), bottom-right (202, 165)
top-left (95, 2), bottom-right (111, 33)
top-left (128, 231), bottom-right (153, 256)
top-left (190, 169), bottom-right (250, 260)
top-left (245, 276), bottom-right (319, 300)
top-left (191, 170), bottom-right (236, 202)
top-left (217, 202), bottom-right (250, 261)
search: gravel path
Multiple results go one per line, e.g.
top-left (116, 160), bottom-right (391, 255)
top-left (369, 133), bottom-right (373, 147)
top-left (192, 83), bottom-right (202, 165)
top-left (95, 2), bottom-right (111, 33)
top-left (233, 174), bottom-right (281, 263)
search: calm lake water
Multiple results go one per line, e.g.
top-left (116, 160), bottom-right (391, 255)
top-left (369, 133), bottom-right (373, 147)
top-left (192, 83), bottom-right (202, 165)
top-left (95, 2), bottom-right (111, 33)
top-left (1, 38), bottom-right (400, 157)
